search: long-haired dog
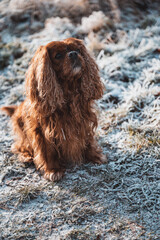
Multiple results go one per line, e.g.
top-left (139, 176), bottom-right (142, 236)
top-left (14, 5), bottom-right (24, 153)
top-left (1, 38), bottom-right (104, 181)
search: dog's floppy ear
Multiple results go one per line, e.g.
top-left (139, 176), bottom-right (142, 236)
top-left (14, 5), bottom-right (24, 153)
top-left (80, 42), bottom-right (104, 100)
top-left (26, 46), bottom-right (64, 115)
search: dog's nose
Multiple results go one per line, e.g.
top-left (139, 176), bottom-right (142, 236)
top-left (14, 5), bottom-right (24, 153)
top-left (68, 51), bottom-right (78, 59)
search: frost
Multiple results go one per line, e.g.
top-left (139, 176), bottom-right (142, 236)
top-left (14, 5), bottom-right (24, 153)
top-left (0, 1), bottom-right (160, 239)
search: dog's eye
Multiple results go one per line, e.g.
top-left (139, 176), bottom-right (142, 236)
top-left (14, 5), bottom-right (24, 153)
top-left (55, 53), bottom-right (63, 59)
top-left (76, 49), bottom-right (80, 54)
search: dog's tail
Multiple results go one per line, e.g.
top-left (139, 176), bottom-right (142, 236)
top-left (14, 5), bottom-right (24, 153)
top-left (1, 106), bottom-right (17, 117)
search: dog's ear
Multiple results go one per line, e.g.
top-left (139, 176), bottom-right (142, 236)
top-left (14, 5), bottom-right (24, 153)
top-left (26, 46), bottom-right (64, 115)
top-left (80, 42), bottom-right (104, 100)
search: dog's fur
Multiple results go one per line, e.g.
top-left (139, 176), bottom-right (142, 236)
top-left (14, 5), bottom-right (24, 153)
top-left (1, 38), bottom-right (104, 181)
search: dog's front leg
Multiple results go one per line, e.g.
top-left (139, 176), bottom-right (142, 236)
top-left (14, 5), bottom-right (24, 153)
top-left (28, 128), bottom-right (65, 181)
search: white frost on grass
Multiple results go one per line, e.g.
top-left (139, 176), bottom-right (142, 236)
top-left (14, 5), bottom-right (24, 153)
top-left (79, 11), bottom-right (110, 34)
top-left (0, 2), bottom-right (160, 239)
top-left (28, 17), bottom-right (75, 50)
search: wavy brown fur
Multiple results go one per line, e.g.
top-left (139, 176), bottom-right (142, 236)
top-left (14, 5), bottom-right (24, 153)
top-left (1, 38), bottom-right (104, 181)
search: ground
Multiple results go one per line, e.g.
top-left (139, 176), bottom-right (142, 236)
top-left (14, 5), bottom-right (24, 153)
top-left (0, 0), bottom-right (160, 239)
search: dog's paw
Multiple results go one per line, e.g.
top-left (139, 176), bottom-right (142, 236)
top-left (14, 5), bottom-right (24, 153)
top-left (92, 154), bottom-right (107, 165)
top-left (44, 170), bottom-right (65, 182)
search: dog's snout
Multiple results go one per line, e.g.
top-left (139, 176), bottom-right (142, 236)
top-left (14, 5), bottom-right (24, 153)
top-left (68, 51), bottom-right (78, 59)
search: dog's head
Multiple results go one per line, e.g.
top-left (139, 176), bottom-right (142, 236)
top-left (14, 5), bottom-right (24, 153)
top-left (46, 38), bottom-right (86, 80)
top-left (26, 38), bottom-right (103, 115)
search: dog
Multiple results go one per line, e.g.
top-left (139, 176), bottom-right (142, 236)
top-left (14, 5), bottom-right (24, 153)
top-left (1, 38), bottom-right (104, 181)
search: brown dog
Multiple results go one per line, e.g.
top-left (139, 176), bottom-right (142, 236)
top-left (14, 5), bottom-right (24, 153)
top-left (1, 38), bottom-right (104, 181)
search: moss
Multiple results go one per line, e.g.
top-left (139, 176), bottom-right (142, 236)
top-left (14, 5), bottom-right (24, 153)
top-left (15, 185), bottom-right (42, 205)
top-left (126, 126), bottom-right (160, 152)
